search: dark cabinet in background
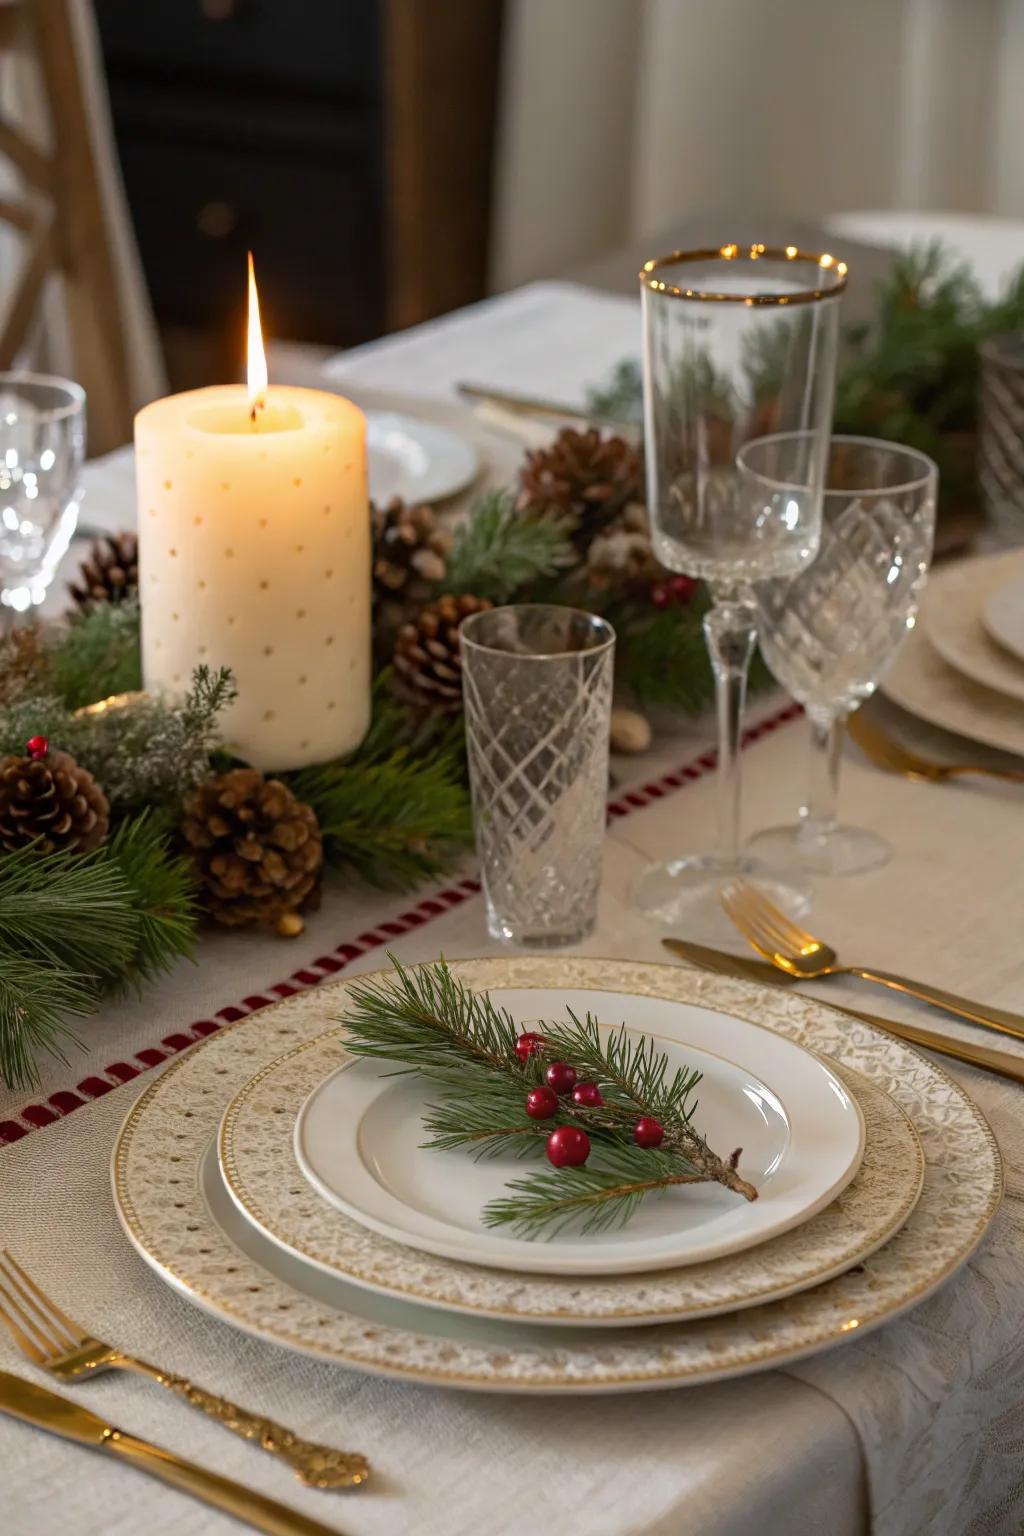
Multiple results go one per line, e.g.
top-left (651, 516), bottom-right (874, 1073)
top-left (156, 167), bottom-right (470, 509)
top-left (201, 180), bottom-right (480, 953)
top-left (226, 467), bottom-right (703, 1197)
top-left (95, 0), bottom-right (503, 387)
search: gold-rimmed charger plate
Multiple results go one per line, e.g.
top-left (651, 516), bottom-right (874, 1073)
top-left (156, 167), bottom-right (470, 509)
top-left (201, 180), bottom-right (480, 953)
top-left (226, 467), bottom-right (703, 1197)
top-left (218, 1025), bottom-right (920, 1327)
top-left (882, 621), bottom-right (1024, 757)
top-left (112, 957), bottom-right (1001, 1395)
top-left (922, 553), bottom-right (1024, 705)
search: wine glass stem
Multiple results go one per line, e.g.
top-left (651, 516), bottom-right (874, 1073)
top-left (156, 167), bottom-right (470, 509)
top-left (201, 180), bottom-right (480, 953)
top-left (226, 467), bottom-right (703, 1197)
top-left (703, 597), bottom-right (757, 865)
top-left (799, 708), bottom-right (842, 838)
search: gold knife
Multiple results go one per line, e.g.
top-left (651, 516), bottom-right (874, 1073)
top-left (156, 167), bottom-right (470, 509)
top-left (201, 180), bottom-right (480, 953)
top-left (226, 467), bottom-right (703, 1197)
top-left (661, 938), bottom-right (1024, 1086)
top-left (0, 1371), bottom-right (344, 1536)
top-left (456, 381), bottom-right (638, 437)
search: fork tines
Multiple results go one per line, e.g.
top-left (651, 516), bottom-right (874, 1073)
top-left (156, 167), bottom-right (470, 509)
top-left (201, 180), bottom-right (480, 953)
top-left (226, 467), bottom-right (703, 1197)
top-left (0, 1250), bottom-right (88, 1364)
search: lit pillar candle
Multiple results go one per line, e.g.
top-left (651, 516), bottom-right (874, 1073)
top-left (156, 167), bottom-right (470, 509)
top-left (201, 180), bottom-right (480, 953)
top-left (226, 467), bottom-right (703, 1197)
top-left (134, 257), bottom-right (370, 771)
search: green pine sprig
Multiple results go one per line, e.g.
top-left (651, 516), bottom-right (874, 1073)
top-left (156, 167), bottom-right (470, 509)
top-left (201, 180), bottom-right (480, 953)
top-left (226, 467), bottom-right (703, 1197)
top-left (483, 1145), bottom-right (709, 1238)
top-left (0, 821), bottom-right (196, 1090)
top-left (342, 956), bottom-right (517, 1078)
top-left (48, 599), bottom-right (143, 710)
top-left (339, 956), bottom-right (756, 1238)
top-left (104, 813), bottom-right (197, 990)
top-left (289, 744), bottom-right (471, 891)
top-left (533, 1008), bottom-right (702, 1129)
top-left (616, 601), bottom-right (714, 713)
top-left (0, 955), bottom-right (94, 1093)
top-left (445, 490), bottom-right (577, 603)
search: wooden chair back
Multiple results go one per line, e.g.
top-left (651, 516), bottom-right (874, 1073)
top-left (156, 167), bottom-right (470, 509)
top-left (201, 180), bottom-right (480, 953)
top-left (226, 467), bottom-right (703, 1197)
top-left (0, 0), bottom-right (133, 453)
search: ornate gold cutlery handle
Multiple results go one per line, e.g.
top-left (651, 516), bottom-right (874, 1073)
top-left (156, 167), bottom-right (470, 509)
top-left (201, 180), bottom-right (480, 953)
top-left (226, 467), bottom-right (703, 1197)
top-left (124, 1359), bottom-right (368, 1488)
top-left (853, 968), bottom-right (1024, 1042)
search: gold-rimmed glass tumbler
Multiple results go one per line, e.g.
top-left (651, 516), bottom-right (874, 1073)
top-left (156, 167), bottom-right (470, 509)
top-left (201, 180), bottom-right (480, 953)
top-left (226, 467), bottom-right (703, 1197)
top-left (635, 245), bottom-right (846, 939)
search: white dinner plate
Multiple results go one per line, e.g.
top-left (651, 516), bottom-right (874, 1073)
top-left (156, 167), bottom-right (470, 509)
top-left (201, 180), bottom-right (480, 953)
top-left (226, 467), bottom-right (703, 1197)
top-left (112, 957), bottom-right (1001, 1395)
top-left (220, 1027), bottom-right (923, 1327)
top-left (923, 552), bottom-right (1024, 703)
top-left (292, 986), bottom-right (864, 1276)
top-left (366, 411), bottom-right (478, 504)
top-left (984, 562), bottom-right (1024, 666)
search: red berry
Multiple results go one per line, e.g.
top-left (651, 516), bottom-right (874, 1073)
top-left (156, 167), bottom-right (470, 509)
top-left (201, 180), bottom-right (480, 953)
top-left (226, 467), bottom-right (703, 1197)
top-left (651, 584), bottom-right (669, 609)
top-left (669, 575), bottom-right (697, 604)
top-left (25, 735), bottom-right (48, 759)
top-left (525, 1085), bottom-right (559, 1120)
top-left (633, 1116), bottom-right (665, 1148)
top-left (546, 1126), bottom-right (591, 1168)
top-left (514, 1031), bottom-right (546, 1063)
top-left (572, 1080), bottom-right (603, 1108)
top-left (545, 1061), bottom-right (577, 1095)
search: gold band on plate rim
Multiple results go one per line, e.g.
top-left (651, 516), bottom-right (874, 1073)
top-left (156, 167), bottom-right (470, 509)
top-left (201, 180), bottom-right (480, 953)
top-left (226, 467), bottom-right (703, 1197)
top-left (639, 243), bottom-right (849, 305)
top-left (111, 956), bottom-right (1002, 1392)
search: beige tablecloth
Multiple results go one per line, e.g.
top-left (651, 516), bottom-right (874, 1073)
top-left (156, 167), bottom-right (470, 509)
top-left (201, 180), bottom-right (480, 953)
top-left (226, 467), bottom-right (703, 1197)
top-left (2, 283), bottom-right (1023, 1536)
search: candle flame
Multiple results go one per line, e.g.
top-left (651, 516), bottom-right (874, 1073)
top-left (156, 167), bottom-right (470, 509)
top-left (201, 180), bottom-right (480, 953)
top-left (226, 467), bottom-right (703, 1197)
top-left (247, 251), bottom-right (267, 418)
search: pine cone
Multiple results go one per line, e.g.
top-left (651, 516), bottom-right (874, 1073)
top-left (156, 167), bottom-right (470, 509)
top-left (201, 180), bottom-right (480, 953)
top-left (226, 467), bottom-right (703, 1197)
top-left (392, 592), bottom-right (492, 713)
top-left (372, 497), bottom-right (450, 606)
top-left (181, 768), bottom-right (323, 928)
top-left (68, 531), bottom-right (139, 609)
top-left (518, 428), bottom-right (644, 550)
top-left (584, 502), bottom-right (664, 595)
top-left (0, 739), bottom-right (109, 854)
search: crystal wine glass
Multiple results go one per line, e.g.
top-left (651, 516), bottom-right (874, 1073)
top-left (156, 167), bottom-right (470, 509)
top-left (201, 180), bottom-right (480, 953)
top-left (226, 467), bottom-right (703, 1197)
top-left (0, 373), bottom-right (86, 614)
top-left (743, 433), bottom-right (937, 875)
top-left (634, 245), bottom-right (846, 936)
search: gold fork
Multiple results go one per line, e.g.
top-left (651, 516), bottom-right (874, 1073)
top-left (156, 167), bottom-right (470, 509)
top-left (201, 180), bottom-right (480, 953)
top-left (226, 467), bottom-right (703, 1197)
top-left (720, 879), bottom-right (1024, 1042)
top-left (847, 710), bottom-right (1024, 785)
top-left (0, 1251), bottom-right (368, 1490)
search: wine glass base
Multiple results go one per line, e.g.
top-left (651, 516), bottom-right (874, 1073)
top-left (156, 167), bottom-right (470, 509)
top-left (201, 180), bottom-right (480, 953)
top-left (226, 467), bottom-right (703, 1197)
top-left (632, 854), bottom-right (812, 945)
top-left (746, 823), bottom-right (891, 878)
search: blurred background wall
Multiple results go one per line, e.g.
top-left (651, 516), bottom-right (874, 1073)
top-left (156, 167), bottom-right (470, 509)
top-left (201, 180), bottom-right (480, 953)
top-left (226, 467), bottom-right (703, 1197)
top-left (4, 0), bottom-right (1024, 419)
top-left (492, 0), bottom-right (1024, 289)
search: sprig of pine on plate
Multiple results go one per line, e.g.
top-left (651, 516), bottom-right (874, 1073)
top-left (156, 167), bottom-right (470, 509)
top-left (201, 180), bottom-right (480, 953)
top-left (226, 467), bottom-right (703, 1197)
top-left (341, 956), bottom-right (756, 1238)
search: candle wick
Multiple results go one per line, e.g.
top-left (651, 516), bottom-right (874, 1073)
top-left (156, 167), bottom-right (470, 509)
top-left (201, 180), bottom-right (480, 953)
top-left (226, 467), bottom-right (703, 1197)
top-left (249, 397), bottom-right (265, 427)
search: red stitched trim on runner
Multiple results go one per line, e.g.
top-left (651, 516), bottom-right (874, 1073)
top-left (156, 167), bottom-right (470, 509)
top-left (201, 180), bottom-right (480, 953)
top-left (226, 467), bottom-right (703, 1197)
top-left (3, 703), bottom-right (800, 1142)
top-left (76, 1077), bottom-right (114, 1100)
top-left (49, 1090), bottom-right (87, 1115)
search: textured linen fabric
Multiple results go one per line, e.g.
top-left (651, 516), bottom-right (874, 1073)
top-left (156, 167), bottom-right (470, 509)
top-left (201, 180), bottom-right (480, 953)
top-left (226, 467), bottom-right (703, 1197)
top-left (1, 283), bottom-right (1022, 1534)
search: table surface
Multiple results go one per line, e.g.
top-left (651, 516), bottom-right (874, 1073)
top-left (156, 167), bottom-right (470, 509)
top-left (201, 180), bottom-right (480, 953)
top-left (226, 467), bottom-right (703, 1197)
top-left (3, 279), bottom-right (1024, 1536)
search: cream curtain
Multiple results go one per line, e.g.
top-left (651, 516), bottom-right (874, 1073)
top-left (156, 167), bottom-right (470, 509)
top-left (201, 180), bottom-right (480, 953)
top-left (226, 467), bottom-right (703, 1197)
top-left (491, 0), bottom-right (1024, 290)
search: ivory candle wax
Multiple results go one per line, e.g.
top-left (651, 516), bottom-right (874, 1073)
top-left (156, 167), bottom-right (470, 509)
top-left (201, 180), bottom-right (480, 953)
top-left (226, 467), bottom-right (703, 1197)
top-left (135, 384), bottom-right (370, 771)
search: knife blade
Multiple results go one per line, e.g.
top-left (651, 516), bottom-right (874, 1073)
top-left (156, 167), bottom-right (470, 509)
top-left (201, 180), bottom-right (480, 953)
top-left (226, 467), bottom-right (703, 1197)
top-left (0, 1370), bottom-right (112, 1445)
top-left (456, 381), bottom-right (638, 437)
top-left (0, 1371), bottom-right (343, 1536)
top-left (662, 937), bottom-right (801, 992)
top-left (660, 938), bottom-right (1024, 1085)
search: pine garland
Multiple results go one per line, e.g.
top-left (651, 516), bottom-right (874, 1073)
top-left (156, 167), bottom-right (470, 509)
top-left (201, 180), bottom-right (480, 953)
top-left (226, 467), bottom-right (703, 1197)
top-left (0, 820), bottom-right (195, 1088)
top-left (289, 748), bottom-right (471, 890)
top-left (49, 599), bottom-right (143, 709)
top-left (445, 490), bottom-right (577, 603)
top-left (0, 665), bottom-right (236, 815)
top-left (340, 957), bottom-right (756, 1239)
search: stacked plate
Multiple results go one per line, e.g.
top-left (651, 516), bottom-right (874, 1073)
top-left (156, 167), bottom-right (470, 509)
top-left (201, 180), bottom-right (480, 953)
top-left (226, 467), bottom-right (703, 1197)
top-left (112, 957), bottom-right (1001, 1394)
top-left (883, 550), bottom-right (1024, 757)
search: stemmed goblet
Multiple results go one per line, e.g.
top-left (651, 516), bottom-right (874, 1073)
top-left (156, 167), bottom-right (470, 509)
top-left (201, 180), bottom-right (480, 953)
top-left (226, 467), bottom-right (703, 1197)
top-left (633, 245), bottom-right (846, 937)
top-left (0, 373), bottom-right (85, 614)
top-left (743, 433), bottom-right (937, 875)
